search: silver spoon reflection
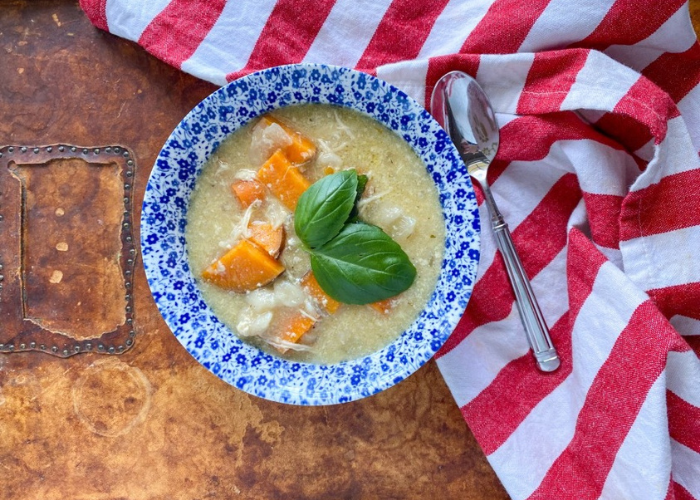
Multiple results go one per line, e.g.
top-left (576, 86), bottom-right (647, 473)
top-left (431, 71), bottom-right (560, 373)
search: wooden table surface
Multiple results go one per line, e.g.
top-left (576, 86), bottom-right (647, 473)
top-left (1, 2), bottom-right (699, 499)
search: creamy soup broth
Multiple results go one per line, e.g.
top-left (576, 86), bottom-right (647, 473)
top-left (186, 104), bottom-right (445, 364)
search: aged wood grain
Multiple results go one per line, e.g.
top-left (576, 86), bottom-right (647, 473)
top-left (0, 2), bottom-right (509, 499)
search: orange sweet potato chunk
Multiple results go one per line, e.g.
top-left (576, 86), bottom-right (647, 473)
top-left (247, 222), bottom-right (284, 258)
top-left (278, 312), bottom-right (316, 345)
top-left (231, 179), bottom-right (266, 208)
top-left (301, 271), bottom-right (341, 314)
top-left (201, 239), bottom-right (284, 292)
top-left (257, 150), bottom-right (310, 210)
top-left (262, 115), bottom-right (316, 164)
top-left (369, 297), bottom-right (397, 314)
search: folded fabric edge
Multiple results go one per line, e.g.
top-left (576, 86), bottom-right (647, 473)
top-left (79, 0), bottom-right (108, 32)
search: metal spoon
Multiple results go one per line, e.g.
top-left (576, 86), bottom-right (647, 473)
top-left (431, 71), bottom-right (560, 372)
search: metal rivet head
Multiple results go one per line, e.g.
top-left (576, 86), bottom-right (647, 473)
top-left (46, 146), bottom-right (52, 153)
top-left (98, 344), bottom-right (104, 351)
top-left (124, 184), bottom-right (131, 190)
top-left (126, 171), bottom-right (133, 177)
top-left (94, 148), bottom-right (100, 154)
top-left (126, 282), bottom-right (132, 288)
top-left (71, 146), bottom-right (77, 152)
top-left (127, 159), bottom-right (134, 166)
top-left (82, 149), bottom-right (88, 154)
top-left (129, 248), bottom-right (136, 255)
top-left (0, 344), bottom-right (4, 349)
top-left (123, 222), bottom-right (130, 229)
top-left (33, 148), bottom-right (39, 154)
top-left (123, 151), bottom-right (129, 158)
top-left (105, 147), bottom-right (112, 153)
top-left (114, 147), bottom-right (121, 153)
top-left (127, 318), bottom-right (133, 325)
top-left (126, 236), bottom-right (132, 242)
top-left (0, 152), bottom-right (3, 158)
top-left (29, 342), bottom-right (36, 348)
top-left (86, 343), bottom-right (92, 350)
top-left (74, 345), bottom-right (80, 352)
top-left (108, 346), bottom-right (115, 354)
top-left (8, 147), bottom-right (14, 153)
top-left (0, 215), bottom-right (4, 222)
top-left (40, 344), bottom-right (46, 350)
top-left (0, 275), bottom-right (4, 281)
top-left (118, 345), bottom-right (124, 352)
top-left (126, 339), bottom-right (133, 346)
top-left (21, 147), bottom-right (27, 153)
top-left (0, 265), bottom-right (3, 270)
top-left (125, 270), bottom-right (131, 276)
top-left (58, 146), bottom-right (65, 152)
top-left (127, 259), bottom-right (133, 264)
top-left (51, 346), bottom-right (58, 352)
top-left (62, 349), bottom-right (69, 356)
top-left (123, 197), bottom-right (129, 204)
top-left (8, 344), bottom-right (14, 351)
top-left (126, 306), bottom-right (131, 312)
top-left (20, 343), bottom-right (25, 349)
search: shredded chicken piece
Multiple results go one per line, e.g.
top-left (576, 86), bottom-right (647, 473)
top-left (264, 201), bottom-right (289, 230)
top-left (333, 110), bottom-right (356, 139)
top-left (265, 338), bottom-right (313, 352)
top-left (357, 188), bottom-right (392, 209)
top-left (317, 138), bottom-right (348, 153)
top-left (218, 200), bottom-right (260, 248)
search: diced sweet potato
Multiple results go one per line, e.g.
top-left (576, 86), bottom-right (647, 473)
top-left (261, 116), bottom-right (316, 164)
top-left (278, 312), bottom-right (316, 345)
top-left (231, 179), bottom-right (265, 208)
top-left (247, 222), bottom-right (284, 258)
top-left (369, 297), bottom-right (397, 314)
top-left (301, 271), bottom-right (341, 314)
top-left (201, 239), bottom-right (284, 292)
top-left (257, 150), bottom-right (310, 210)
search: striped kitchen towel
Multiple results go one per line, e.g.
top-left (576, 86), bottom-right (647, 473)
top-left (79, 1), bottom-right (700, 498)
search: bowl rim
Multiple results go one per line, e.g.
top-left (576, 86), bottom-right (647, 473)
top-left (141, 62), bottom-right (480, 405)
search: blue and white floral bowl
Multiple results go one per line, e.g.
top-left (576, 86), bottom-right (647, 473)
top-left (141, 63), bottom-right (480, 405)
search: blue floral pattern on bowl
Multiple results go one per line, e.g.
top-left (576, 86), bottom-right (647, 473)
top-left (141, 63), bottom-right (480, 405)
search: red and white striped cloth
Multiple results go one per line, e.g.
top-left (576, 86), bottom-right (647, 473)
top-left (79, 1), bottom-right (700, 498)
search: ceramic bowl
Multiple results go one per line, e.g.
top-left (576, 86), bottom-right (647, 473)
top-left (141, 63), bottom-right (480, 405)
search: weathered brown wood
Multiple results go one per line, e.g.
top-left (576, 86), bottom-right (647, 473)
top-left (0, 2), bottom-right (509, 499)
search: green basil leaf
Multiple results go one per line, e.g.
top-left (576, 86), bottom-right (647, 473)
top-left (347, 174), bottom-right (368, 223)
top-left (310, 222), bottom-right (416, 305)
top-left (294, 170), bottom-right (358, 249)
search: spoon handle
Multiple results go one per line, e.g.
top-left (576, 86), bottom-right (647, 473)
top-left (481, 183), bottom-right (561, 372)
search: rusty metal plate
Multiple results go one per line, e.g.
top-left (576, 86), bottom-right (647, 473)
top-left (0, 144), bottom-right (136, 356)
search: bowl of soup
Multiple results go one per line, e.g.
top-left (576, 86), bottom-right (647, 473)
top-left (141, 63), bottom-right (480, 405)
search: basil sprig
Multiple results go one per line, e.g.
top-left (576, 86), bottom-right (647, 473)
top-left (294, 170), bottom-right (416, 305)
